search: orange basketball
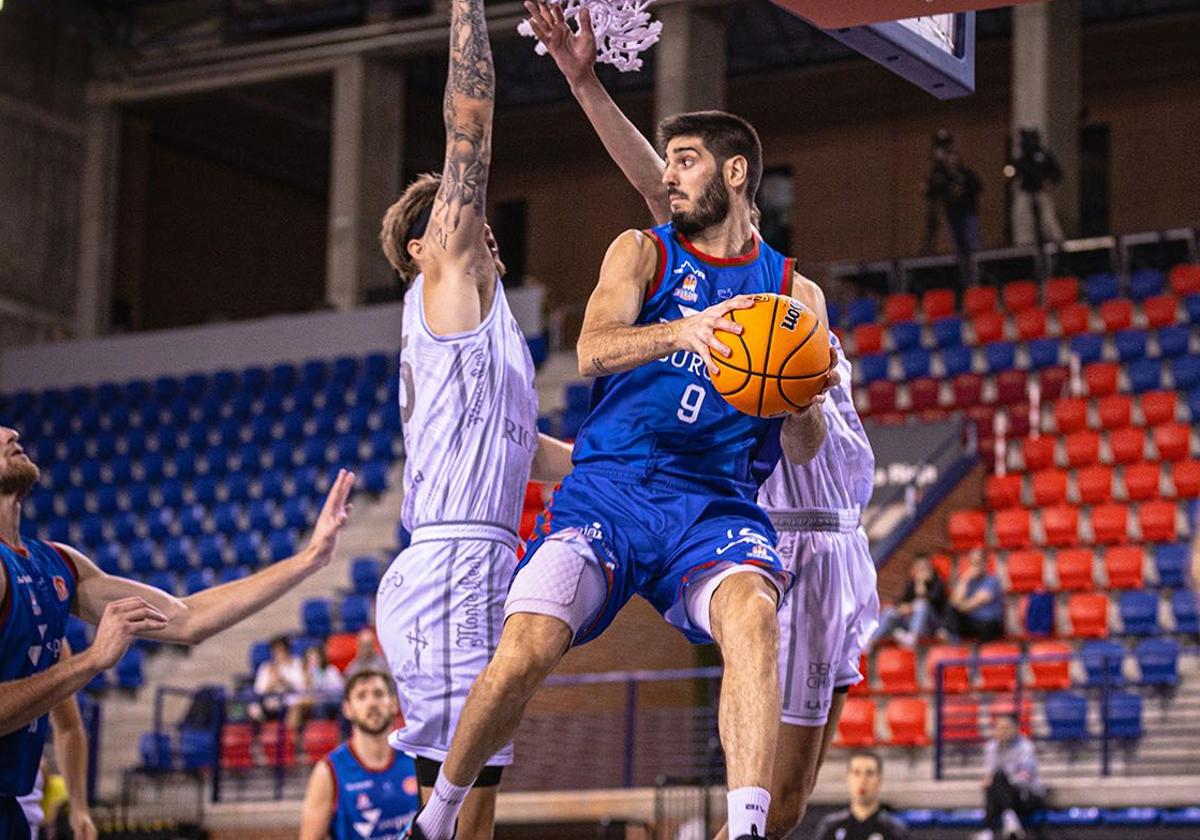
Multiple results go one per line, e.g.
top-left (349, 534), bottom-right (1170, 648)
top-left (711, 293), bottom-right (831, 417)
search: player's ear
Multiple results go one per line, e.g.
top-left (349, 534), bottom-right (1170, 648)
top-left (406, 238), bottom-right (423, 263)
top-left (725, 155), bottom-right (749, 192)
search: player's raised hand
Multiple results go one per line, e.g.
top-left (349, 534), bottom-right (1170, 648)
top-left (524, 0), bottom-right (596, 86)
top-left (673, 294), bottom-right (756, 375)
top-left (306, 468), bottom-right (356, 568)
top-left (86, 598), bottom-right (170, 669)
top-left (798, 344), bottom-right (841, 411)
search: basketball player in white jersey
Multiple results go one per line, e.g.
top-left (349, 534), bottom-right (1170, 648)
top-left (376, 0), bottom-right (572, 835)
top-left (525, 5), bottom-right (879, 835)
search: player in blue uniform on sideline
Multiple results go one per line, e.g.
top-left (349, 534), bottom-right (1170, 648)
top-left (407, 100), bottom-right (839, 840)
top-left (0, 426), bottom-right (355, 838)
top-left (301, 669), bottom-right (420, 840)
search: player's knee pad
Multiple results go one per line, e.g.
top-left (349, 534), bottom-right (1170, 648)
top-left (505, 528), bottom-right (607, 638)
top-left (686, 564), bottom-right (781, 641)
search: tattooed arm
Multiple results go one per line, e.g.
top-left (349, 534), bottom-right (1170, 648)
top-left (576, 230), bottom-right (755, 377)
top-left (421, 0), bottom-right (497, 335)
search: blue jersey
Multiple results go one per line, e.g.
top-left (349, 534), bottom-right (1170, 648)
top-left (572, 222), bottom-right (795, 498)
top-left (325, 742), bottom-right (419, 840)
top-left (0, 538), bottom-right (78, 797)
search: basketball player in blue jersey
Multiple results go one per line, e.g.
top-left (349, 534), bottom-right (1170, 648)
top-left (301, 669), bottom-right (420, 840)
top-left (0, 426), bottom-right (355, 838)
top-left (526, 5), bottom-right (879, 837)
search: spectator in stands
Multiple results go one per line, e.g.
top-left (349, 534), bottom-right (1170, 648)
top-left (808, 750), bottom-right (908, 840)
top-left (924, 130), bottom-right (983, 275)
top-left (871, 555), bottom-right (947, 649)
top-left (946, 550), bottom-right (1005, 642)
top-left (974, 712), bottom-right (1045, 840)
top-left (250, 634), bottom-right (306, 732)
top-left (348, 626), bottom-right (388, 675)
top-left (1007, 127), bottom-right (1064, 247)
top-left (297, 645), bottom-right (346, 722)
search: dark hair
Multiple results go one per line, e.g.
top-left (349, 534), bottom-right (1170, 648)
top-left (656, 110), bottom-right (764, 201)
top-left (269, 634), bottom-right (291, 653)
top-left (343, 668), bottom-right (396, 702)
top-left (848, 749), bottom-right (883, 774)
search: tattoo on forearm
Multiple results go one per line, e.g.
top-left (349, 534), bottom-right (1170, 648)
top-left (590, 356), bottom-right (615, 376)
top-left (447, 0), bottom-right (494, 102)
top-left (429, 122), bottom-right (490, 248)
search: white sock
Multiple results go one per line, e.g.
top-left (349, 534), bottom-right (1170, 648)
top-left (416, 769), bottom-right (470, 839)
top-left (726, 786), bottom-right (771, 838)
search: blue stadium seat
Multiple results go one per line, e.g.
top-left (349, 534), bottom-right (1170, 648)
top-left (347, 404), bottom-right (372, 436)
top-left (80, 516), bottom-right (105, 549)
top-left (159, 478), bottom-right (185, 510)
top-left (364, 353), bottom-right (389, 383)
top-left (1171, 354), bottom-right (1200, 391)
top-left (110, 457), bottom-right (133, 487)
top-left (1187, 294), bottom-right (1200, 325)
top-left (1135, 638), bottom-right (1179, 686)
top-left (269, 440), bottom-right (294, 471)
top-left (242, 366), bottom-right (268, 395)
top-left (261, 390), bottom-right (285, 418)
top-left (248, 500), bottom-right (275, 533)
top-left (378, 403), bottom-right (400, 433)
top-left (302, 598), bottom-right (333, 637)
top-left (1171, 589), bottom-right (1197, 634)
top-left (1027, 338), bottom-right (1060, 370)
top-left (859, 353), bottom-right (889, 384)
top-left (50, 413), bottom-right (72, 440)
top-left (825, 301), bottom-right (842, 328)
top-left (1155, 543), bottom-right (1187, 587)
top-left (66, 616), bottom-right (91, 652)
top-left (146, 507), bottom-right (174, 541)
top-left (281, 412), bottom-right (306, 442)
top-left (1128, 358), bottom-right (1162, 393)
top-left (248, 640), bottom-right (272, 675)
top-left (233, 532), bottom-right (262, 566)
top-left (334, 434), bottom-right (360, 466)
top-left (293, 467), bottom-right (320, 499)
top-left (63, 435), bottom-right (86, 462)
top-left (235, 442), bottom-right (262, 475)
top-left (369, 430), bottom-right (395, 463)
top-left (268, 529), bottom-right (297, 562)
top-left (213, 418), bottom-right (240, 450)
top-left (147, 570), bottom-right (177, 595)
top-left (141, 452), bottom-right (166, 484)
top-left (259, 470), bottom-right (286, 500)
top-left (94, 431), bottom-right (117, 461)
top-left (890, 322), bottom-right (922, 352)
top-left (291, 387), bottom-right (318, 417)
top-left (1045, 808), bottom-right (1102, 827)
top-left (312, 408), bottom-right (339, 439)
top-left (302, 359), bottom-right (329, 389)
top-left (897, 811), bottom-right (936, 830)
top-left (212, 369), bottom-right (238, 397)
top-left (931, 317), bottom-right (963, 349)
top-left (560, 410), bottom-right (587, 439)
top-left (178, 727), bottom-right (216, 770)
top-left (227, 394), bottom-right (253, 424)
top-left (129, 538), bottom-right (156, 573)
top-left (45, 518), bottom-right (71, 544)
top-left (185, 568), bottom-right (214, 595)
top-left (1161, 807), bottom-right (1200, 827)
top-left (1114, 329), bottom-right (1148, 363)
top-left (250, 415), bottom-right (274, 446)
top-left (185, 421), bottom-right (210, 450)
top-left (1080, 639), bottom-right (1125, 686)
top-left (282, 497), bottom-right (311, 530)
top-left (167, 397), bottom-right (192, 429)
top-left (536, 416), bottom-right (554, 436)
top-left (291, 636), bottom-right (322, 658)
top-left (65, 488), bottom-right (88, 518)
top-left (1156, 325), bottom-right (1190, 359)
top-left (213, 503), bottom-right (239, 535)
top-left (117, 647), bottom-right (145, 690)
top-left (362, 461), bottom-right (389, 494)
top-left (95, 543), bottom-right (122, 575)
top-left (205, 447), bottom-right (230, 479)
top-left (527, 334), bottom-right (549, 368)
top-left (934, 810), bottom-right (985, 828)
top-left (984, 341), bottom-right (1017, 374)
top-left (1105, 691), bottom-right (1143, 739)
top-left (322, 385), bottom-right (347, 413)
top-left (181, 373), bottom-right (208, 402)
top-left (565, 383), bottom-right (591, 414)
top-left (96, 485), bottom-right (119, 516)
top-left (97, 382), bottom-right (122, 407)
top-left (340, 595), bottom-right (370, 633)
top-left (78, 406), bottom-right (102, 435)
top-left (218, 565), bottom-right (250, 584)
top-left (1085, 273), bottom-right (1121, 306)
top-left (153, 376), bottom-right (180, 405)
top-left (351, 557), bottom-right (380, 596)
top-left (1130, 268), bottom-right (1165, 301)
top-left (112, 511), bottom-right (140, 543)
top-left (174, 450), bottom-right (197, 482)
top-left (108, 403), bottom-right (132, 434)
top-left (48, 462), bottom-right (71, 490)
top-left (1045, 692), bottom-right (1089, 740)
top-left (136, 399), bottom-right (162, 430)
top-left (1070, 334), bottom-right (1104, 366)
top-left (197, 535), bottom-right (225, 569)
top-left (225, 472), bottom-right (251, 504)
top-left (1119, 591), bottom-right (1159, 636)
top-left (271, 363), bottom-right (297, 391)
top-left (355, 376), bottom-right (379, 409)
top-left (139, 732), bottom-right (172, 770)
top-left (900, 349), bottom-right (931, 380)
top-left (1101, 808), bottom-right (1160, 827)
top-left (846, 298), bottom-right (878, 328)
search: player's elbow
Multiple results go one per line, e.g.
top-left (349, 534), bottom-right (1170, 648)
top-left (576, 335), bottom-right (598, 377)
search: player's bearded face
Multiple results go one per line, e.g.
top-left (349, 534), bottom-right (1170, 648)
top-left (0, 433), bottom-right (39, 498)
top-left (671, 169), bottom-right (730, 236)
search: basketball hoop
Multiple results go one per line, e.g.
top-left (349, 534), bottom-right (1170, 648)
top-left (517, 0), bottom-right (663, 72)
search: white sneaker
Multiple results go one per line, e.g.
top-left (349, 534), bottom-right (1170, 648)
top-left (1001, 809), bottom-right (1026, 840)
top-left (971, 830), bottom-right (995, 840)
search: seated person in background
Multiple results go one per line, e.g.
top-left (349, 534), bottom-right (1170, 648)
top-left (974, 712), bottom-right (1045, 840)
top-left (249, 634), bottom-right (307, 732)
top-left (872, 555), bottom-right (947, 649)
top-left (348, 626), bottom-right (388, 675)
top-left (946, 550), bottom-right (1005, 642)
top-left (298, 645), bottom-right (347, 721)
top-left (809, 750), bottom-right (908, 840)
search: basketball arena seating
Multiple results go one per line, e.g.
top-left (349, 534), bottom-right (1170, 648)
top-left (3, 353), bottom-right (402, 693)
top-left (831, 262), bottom-right (1200, 751)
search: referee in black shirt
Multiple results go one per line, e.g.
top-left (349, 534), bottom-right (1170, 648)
top-left (807, 750), bottom-right (908, 840)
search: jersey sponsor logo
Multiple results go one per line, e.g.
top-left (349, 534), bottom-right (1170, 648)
top-left (455, 559), bottom-right (487, 650)
top-left (353, 807), bottom-right (382, 838)
top-left (346, 780), bottom-right (375, 792)
top-left (402, 775), bottom-right (419, 796)
top-left (717, 288), bottom-right (733, 301)
top-left (580, 521), bottom-right (605, 543)
top-left (53, 576), bottom-right (69, 601)
top-left (502, 417), bottom-right (537, 452)
top-left (807, 661), bottom-right (832, 691)
top-left (29, 591), bottom-right (42, 617)
top-left (16, 574), bottom-right (33, 584)
top-left (715, 528), bottom-right (772, 558)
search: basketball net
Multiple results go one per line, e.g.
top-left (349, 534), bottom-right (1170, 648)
top-left (517, 0), bottom-right (663, 72)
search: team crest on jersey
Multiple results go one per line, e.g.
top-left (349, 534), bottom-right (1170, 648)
top-left (748, 544), bottom-right (772, 561)
top-left (674, 274), bottom-right (699, 303)
top-left (53, 576), bottom-right (69, 601)
top-left (356, 791), bottom-right (373, 810)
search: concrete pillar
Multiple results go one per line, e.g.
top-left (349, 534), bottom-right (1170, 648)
top-left (653, 3), bottom-right (727, 128)
top-left (326, 56), bottom-right (405, 310)
top-left (1011, 0), bottom-right (1081, 238)
top-left (75, 104), bottom-right (120, 339)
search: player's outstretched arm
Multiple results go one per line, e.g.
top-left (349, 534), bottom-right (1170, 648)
top-left (531, 433), bottom-right (573, 484)
top-left (299, 759), bottom-right (336, 840)
top-left (50, 640), bottom-right (98, 840)
top-left (524, 1), bottom-right (670, 223)
top-left (577, 230), bottom-right (754, 377)
top-left (67, 470), bottom-right (355, 646)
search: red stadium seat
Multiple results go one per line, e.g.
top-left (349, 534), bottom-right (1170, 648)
top-left (972, 312), bottom-right (1006, 345)
top-left (524, 483), bottom-right (544, 510)
top-left (1154, 423), bottom-right (1192, 462)
top-left (995, 508), bottom-right (1032, 549)
top-left (1045, 276), bottom-right (1080, 309)
top-left (1141, 391), bottom-right (1177, 427)
top-left (1123, 462), bottom-right (1162, 502)
top-left (923, 289), bottom-right (956, 321)
top-left (950, 510), bottom-right (987, 551)
top-left (1005, 550), bottom-right (1045, 593)
top-left (989, 696), bottom-right (1034, 736)
top-left (965, 286), bottom-right (999, 318)
top-left (926, 644), bottom-right (973, 693)
top-left (1032, 469), bottom-right (1068, 506)
top-left (836, 698), bottom-right (876, 747)
top-left (220, 723), bottom-right (255, 770)
top-left (260, 725), bottom-right (297, 767)
top-left (979, 642), bottom-right (1022, 693)
top-left (1092, 504), bottom-right (1130, 545)
top-left (1007, 408), bottom-right (1032, 439)
top-left (1022, 436), bottom-right (1057, 471)
top-left (1110, 428), bottom-right (1148, 465)
top-left (1056, 549), bottom-right (1096, 591)
top-left (1083, 363), bottom-right (1119, 398)
top-left (303, 720), bottom-right (342, 764)
top-left (1054, 398), bottom-right (1090, 434)
top-left (1016, 308), bottom-right (1048, 340)
top-left (325, 632), bottom-right (358, 673)
top-left (876, 648), bottom-right (918, 694)
top-left (854, 323), bottom-right (884, 355)
top-left (1058, 302), bottom-right (1092, 337)
top-left (886, 698), bottom-right (931, 746)
top-left (1029, 641), bottom-right (1073, 690)
top-left (1143, 295), bottom-right (1179, 328)
top-left (1077, 466), bottom-right (1115, 505)
top-left (986, 474), bottom-right (1024, 509)
top-left (866, 381), bottom-right (897, 415)
top-left (1069, 593), bottom-right (1110, 638)
top-left (931, 553), bottom-right (954, 582)
top-left (995, 370), bottom-right (1028, 406)
top-left (519, 509), bottom-right (539, 540)
top-left (951, 373), bottom-right (984, 409)
top-left (1038, 366), bottom-right (1071, 402)
top-left (909, 378), bottom-right (941, 412)
top-left (1065, 431), bottom-right (1101, 468)
top-left (1004, 281), bottom-right (1039, 313)
top-left (1097, 394), bottom-right (1133, 430)
top-left (1104, 546), bottom-right (1145, 589)
top-left (1042, 505), bottom-right (1080, 547)
top-left (849, 653), bottom-right (871, 696)
top-left (1169, 263), bottom-right (1200, 296)
top-left (968, 406), bottom-right (999, 449)
top-left (1171, 460), bottom-right (1200, 498)
top-left (941, 696), bottom-right (981, 742)
top-left (1139, 501), bottom-right (1177, 543)
top-left (884, 293), bottom-right (918, 324)
top-left (1100, 299), bottom-right (1134, 332)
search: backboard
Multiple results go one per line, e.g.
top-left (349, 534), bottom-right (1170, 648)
top-left (826, 12), bottom-right (976, 99)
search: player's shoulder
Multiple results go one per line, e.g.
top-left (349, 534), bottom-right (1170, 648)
top-left (605, 229), bottom-right (663, 282)
top-left (814, 808), bottom-right (852, 832)
top-left (878, 807), bottom-right (910, 832)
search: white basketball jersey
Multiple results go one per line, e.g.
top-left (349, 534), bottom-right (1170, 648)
top-left (759, 337), bottom-right (875, 512)
top-left (399, 275), bottom-right (539, 532)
